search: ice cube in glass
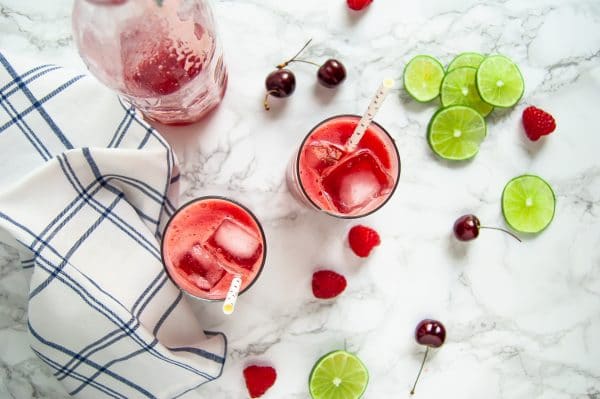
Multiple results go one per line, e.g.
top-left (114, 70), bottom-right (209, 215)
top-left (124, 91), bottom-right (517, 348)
top-left (176, 244), bottom-right (225, 291)
top-left (206, 218), bottom-right (262, 276)
top-left (320, 149), bottom-right (394, 214)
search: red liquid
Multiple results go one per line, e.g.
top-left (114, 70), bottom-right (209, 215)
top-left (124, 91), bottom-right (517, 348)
top-left (162, 198), bottom-right (265, 300)
top-left (297, 115), bottom-right (400, 217)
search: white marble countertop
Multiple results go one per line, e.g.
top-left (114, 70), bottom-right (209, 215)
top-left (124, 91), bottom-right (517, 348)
top-left (1, 0), bottom-right (600, 398)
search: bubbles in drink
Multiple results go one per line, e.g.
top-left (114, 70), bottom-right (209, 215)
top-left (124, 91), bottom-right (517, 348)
top-left (320, 150), bottom-right (393, 213)
top-left (176, 244), bottom-right (225, 291)
top-left (207, 218), bottom-right (262, 276)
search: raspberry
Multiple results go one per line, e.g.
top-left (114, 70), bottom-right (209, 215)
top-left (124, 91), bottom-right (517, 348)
top-left (348, 225), bottom-right (380, 257)
top-left (312, 270), bottom-right (347, 299)
top-left (522, 106), bottom-right (556, 141)
top-left (347, 0), bottom-right (373, 11)
top-left (243, 365), bottom-right (277, 398)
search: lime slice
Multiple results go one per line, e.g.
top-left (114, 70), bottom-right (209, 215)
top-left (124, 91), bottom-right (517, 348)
top-left (440, 67), bottom-right (493, 117)
top-left (447, 52), bottom-right (485, 71)
top-left (502, 175), bottom-right (555, 233)
top-left (427, 105), bottom-right (487, 160)
top-left (403, 55), bottom-right (445, 102)
top-left (476, 55), bottom-right (524, 108)
top-left (309, 350), bottom-right (369, 399)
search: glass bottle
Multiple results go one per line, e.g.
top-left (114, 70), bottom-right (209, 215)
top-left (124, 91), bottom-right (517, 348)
top-left (72, 0), bottom-right (228, 125)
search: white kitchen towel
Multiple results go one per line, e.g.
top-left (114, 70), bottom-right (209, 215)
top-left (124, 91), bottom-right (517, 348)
top-left (0, 52), bottom-right (226, 399)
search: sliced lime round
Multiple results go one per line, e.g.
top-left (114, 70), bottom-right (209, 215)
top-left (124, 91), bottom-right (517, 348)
top-left (447, 52), bottom-right (485, 71)
top-left (502, 175), bottom-right (555, 233)
top-left (403, 55), bottom-right (445, 102)
top-left (427, 105), bottom-right (487, 160)
top-left (309, 350), bottom-right (369, 399)
top-left (440, 67), bottom-right (493, 117)
top-left (476, 55), bottom-right (524, 108)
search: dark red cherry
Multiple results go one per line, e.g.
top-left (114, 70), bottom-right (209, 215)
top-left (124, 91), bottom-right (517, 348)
top-left (415, 319), bottom-right (446, 348)
top-left (264, 69), bottom-right (296, 110)
top-left (453, 214), bottom-right (521, 242)
top-left (411, 319), bottom-right (446, 395)
top-left (317, 59), bottom-right (347, 88)
top-left (453, 214), bottom-right (480, 241)
top-left (265, 69), bottom-right (296, 97)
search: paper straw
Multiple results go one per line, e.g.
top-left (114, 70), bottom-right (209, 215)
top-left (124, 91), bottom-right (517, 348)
top-left (222, 275), bottom-right (242, 315)
top-left (347, 78), bottom-right (395, 152)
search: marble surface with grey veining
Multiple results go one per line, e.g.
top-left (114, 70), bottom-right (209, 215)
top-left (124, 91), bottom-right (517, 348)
top-left (1, 0), bottom-right (600, 398)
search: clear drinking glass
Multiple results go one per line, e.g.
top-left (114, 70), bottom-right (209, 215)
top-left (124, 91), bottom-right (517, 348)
top-left (287, 115), bottom-right (401, 218)
top-left (161, 196), bottom-right (266, 301)
top-left (72, 0), bottom-right (228, 125)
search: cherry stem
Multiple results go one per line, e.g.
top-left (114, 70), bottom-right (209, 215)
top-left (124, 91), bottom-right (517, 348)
top-left (286, 59), bottom-right (320, 67)
top-left (479, 226), bottom-right (522, 242)
top-left (263, 90), bottom-right (278, 111)
top-left (276, 38), bottom-right (313, 69)
top-left (410, 347), bottom-right (429, 395)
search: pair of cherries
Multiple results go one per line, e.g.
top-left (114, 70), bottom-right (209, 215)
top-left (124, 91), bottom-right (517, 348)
top-left (264, 39), bottom-right (346, 110)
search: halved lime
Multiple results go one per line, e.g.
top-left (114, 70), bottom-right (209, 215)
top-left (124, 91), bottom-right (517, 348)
top-left (476, 55), bottom-right (524, 108)
top-left (502, 175), bottom-right (555, 233)
top-left (447, 52), bottom-right (485, 71)
top-left (309, 350), bottom-right (369, 399)
top-left (403, 55), bottom-right (445, 102)
top-left (427, 105), bottom-right (487, 160)
top-left (440, 67), bottom-right (493, 117)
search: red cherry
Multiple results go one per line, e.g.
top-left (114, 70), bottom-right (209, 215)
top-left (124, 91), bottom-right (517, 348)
top-left (263, 69), bottom-right (296, 110)
top-left (415, 319), bottom-right (446, 348)
top-left (317, 59), bottom-right (347, 88)
top-left (410, 319), bottom-right (446, 395)
top-left (453, 214), bottom-right (521, 242)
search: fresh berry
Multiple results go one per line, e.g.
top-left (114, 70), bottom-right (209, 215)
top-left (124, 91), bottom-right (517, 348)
top-left (415, 319), bottom-right (446, 348)
top-left (312, 270), bottom-right (347, 299)
top-left (410, 319), bottom-right (446, 395)
top-left (264, 69), bottom-right (296, 110)
top-left (522, 106), bottom-right (556, 141)
top-left (265, 69), bottom-right (296, 98)
top-left (453, 214), bottom-right (521, 242)
top-left (453, 214), bottom-right (480, 241)
top-left (317, 59), bottom-right (347, 88)
top-left (265, 39), bottom-right (346, 109)
top-left (347, 0), bottom-right (373, 11)
top-left (348, 225), bottom-right (381, 257)
top-left (243, 365), bottom-right (277, 398)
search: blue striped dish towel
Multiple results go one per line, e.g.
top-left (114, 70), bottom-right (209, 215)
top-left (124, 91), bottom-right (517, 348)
top-left (0, 52), bottom-right (226, 399)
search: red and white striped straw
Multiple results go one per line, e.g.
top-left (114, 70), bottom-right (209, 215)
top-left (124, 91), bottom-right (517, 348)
top-left (347, 78), bottom-right (395, 152)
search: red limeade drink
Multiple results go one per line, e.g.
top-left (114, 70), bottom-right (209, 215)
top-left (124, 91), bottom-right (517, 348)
top-left (288, 115), bottom-right (400, 218)
top-left (162, 197), bottom-right (266, 300)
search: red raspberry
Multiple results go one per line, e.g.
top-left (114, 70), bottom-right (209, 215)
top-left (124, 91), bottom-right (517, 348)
top-left (243, 365), bottom-right (277, 398)
top-left (522, 106), bottom-right (556, 141)
top-left (312, 270), bottom-right (347, 299)
top-left (348, 225), bottom-right (380, 257)
top-left (347, 0), bottom-right (373, 11)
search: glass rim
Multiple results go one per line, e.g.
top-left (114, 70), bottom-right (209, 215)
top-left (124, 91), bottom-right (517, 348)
top-left (295, 114), bottom-right (401, 219)
top-left (160, 195), bottom-right (267, 302)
